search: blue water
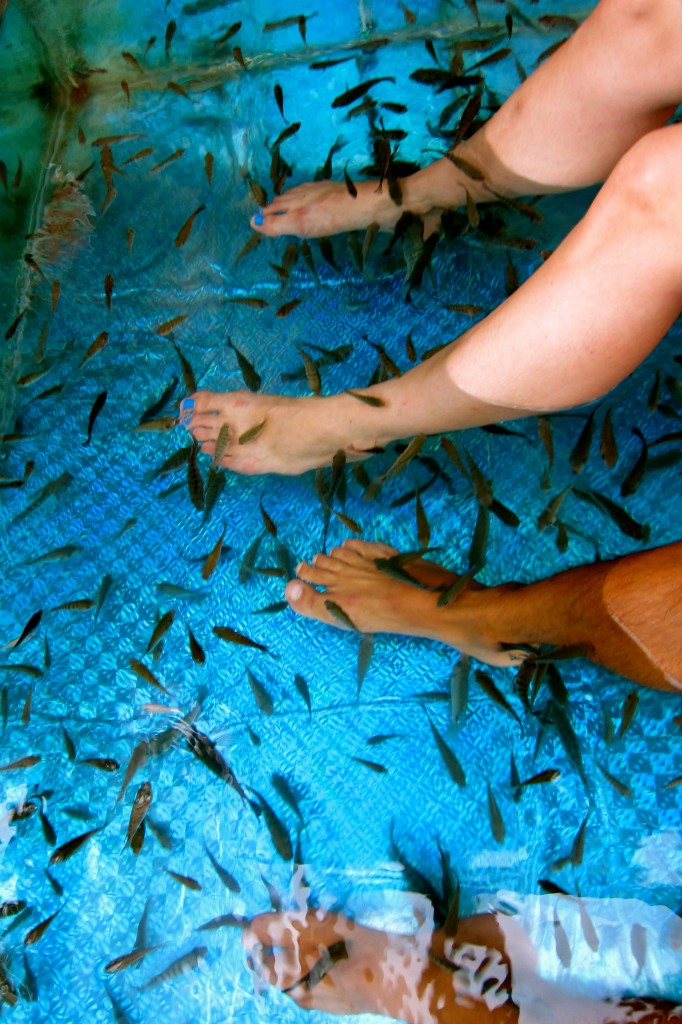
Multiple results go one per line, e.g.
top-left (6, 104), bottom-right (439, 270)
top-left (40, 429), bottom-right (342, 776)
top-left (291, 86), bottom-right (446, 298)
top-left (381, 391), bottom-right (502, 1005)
top-left (0, 1), bottom-right (681, 1021)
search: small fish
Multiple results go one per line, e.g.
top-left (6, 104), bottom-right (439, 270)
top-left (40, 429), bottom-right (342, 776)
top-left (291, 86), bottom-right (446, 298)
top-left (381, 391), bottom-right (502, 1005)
top-left (573, 488), bottom-right (649, 542)
top-left (251, 789), bottom-right (292, 860)
top-left (125, 781), bottom-right (153, 850)
top-left (350, 756), bottom-right (387, 774)
top-left (486, 781), bottom-right (505, 844)
top-left (24, 908), bottom-right (61, 947)
top-left (343, 162), bottom-right (357, 198)
top-left (150, 148), bottom-right (185, 174)
top-left (273, 83), bottom-right (285, 119)
top-left (474, 669), bottom-right (521, 725)
top-left (174, 205), bottom-right (205, 248)
top-left (80, 330), bottom-right (109, 367)
top-left (50, 826), bottom-right (101, 863)
top-left (271, 773), bottom-right (304, 821)
top-left (599, 408), bottom-right (618, 469)
top-left (596, 761), bottom-right (631, 798)
top-left (133, 416), bottom-right (178, 432)
top-left (213, 624), bottom-right (267, 652)
top-left (233, 45), bottom-right (247, 70)
top-left (203, 843), bottom-right (240, 892)
top-left (283, 940), bottom-right (349, 994)
top-left (309, 56), bottom-right (354, 70)
top-left (357, 634), bottom-right (374, 696)
top-left (79, 757), bottom-right (120, 772)
top-left (129, 659), bottom-right (172, 697)
top-left (569, 408), bottom-right (596, 474)
top-left (324, 599), bottom-right (358, 631)
top-left (234, 234), bottom-right (261, 264)
top-left (167, 80), bottom-right (192, 100)
top-left (197, 914), bottom-right (248, 931)
top-left (246, 668), bottom-right (274, 715)
top-left (5, 308), bottom-right (26, 341)
top-left (571, 812), bottom-right (589, 867)
top-left (276, 297), bottom-right (303, 318)
top-left (228, 295), bottom-right (268, 309)
top-left (165, 868), bottom-right (202, 890)
top-left (83, 390), bottom-right (107, 446)
top-left (238, 421), bottom-right (266, 445)
top-left (616, 689), bottom-right (638, 741)
top-left (345, 388), bottom-right (384, 407)
top-left (0, 754), bottom-right (41, 772)
top-left (294, 673), bottom-right (311, 715)
top-left (50, 599), bottom-right (94, 612)
top-left (332, 77), bottom-right (396, 109)
top-left (139, 946), bottom-right (207, 990)
top-left (146, 610), bottom-right (175, 654)
top-left (426, 714), bottom-right (466, 787)
top-left (122, 50), bottom-right (144, 73)
top-left (105, 945), bottom-right (163, 974)
top-left (215, 21), bottom-right (241, 44)
top-left (165, 18), bottom-right (176, 57)
top-left (620, 427), bottom-right (648, 497)
top-left (127, 226), bottom-right (135, 251)
top-left (519, 768), bottom-right (561, 787)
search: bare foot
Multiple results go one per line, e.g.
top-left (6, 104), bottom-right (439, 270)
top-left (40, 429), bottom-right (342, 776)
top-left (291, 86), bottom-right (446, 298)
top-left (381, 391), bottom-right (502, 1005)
top-left (283, 538), bottom-right (510, 665)
top-left (181, 390), bottom-right (383, 476)
top-left (251, 179), bottom-right (409, 239)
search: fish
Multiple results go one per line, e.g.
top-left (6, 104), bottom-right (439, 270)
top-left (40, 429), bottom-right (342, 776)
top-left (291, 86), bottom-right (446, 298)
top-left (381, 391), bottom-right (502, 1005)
top-left (146, 610), bottom-right (176, 654)
top-left (271, 773), bottom-right (304, 821)
top-left (553, 908), bottom-right (571, 968)
top-left (251, 789), bottom-right (293, 860)
top-left (174, 720), bottom-right (247, 800)
top-left (631, 923), bottom-right (647, 973)
top-left (165, 868), bottom-right (202, 890)
top-left (569, 409), bottom-right (597, 473)
top-left (139, 946), bottom-right (207, 990)
top-left (283, 940), bottom-right (349, 994)
top-left (203, 843), bottom-right (240, 892)
top-left (426, 714), bottom-right (466, 786)
top-left (246, 668), bottom-right (274, 715)
top-left (228, 295), bottom-right (268, 309)
top-left (201, 526), bottom-right (227, 581)
top-left (79, 757), bottom-right (120, 772)
top-left (129, 659), bottom-right (173, 697)
top-left (80, 330), bottom-right (109, 367)
top-left (50, 826), bottom-right (101, 863)
top-left (197, 914), bottom-right (248, 931)
top-left (238, 421), bottom-right (266, 445)
top-left (174, 205), bottom-right (205, 248)
top-left (616, 690), bottom-right (638, 741)
top-left (570, 812), bottom-right (589, 867)
top-left (21, 684), bottom-right (33, 725)
top-left (0, 754), bottom-right (41, 773)
top-left (50, 599), bottom-right (95, 612)
top-left (0, 663), bottom-right (43, 678)
top-left (134, 416), bottom-right (178, 432)
top-left (597, 762), bottom-right (631, 798)
top-left (294, 673), bottom-right (311, 715)
top-left (474, 669), bottom-right (521, 725)
top-left (276, 297), bottom-right (303, 318)
top-left (309, 56), bottom-right (354, 70)
top-left (83, 390), bottom-right (107, 446)
top-left (127, 226), bottom-right (135, 251)
top-left (357, 634), bottom-right (374, 696)
top-left (150, 148), bottom-right (185, 174)
top-left (519, 768), bottom-right (561, 787)
top-left (273, 122), bottom-right (301, 150)
top-left (5, 308), bottom-right (26, 340)
top-left (332, 77), bottom-right (396, 109)
top-left (165, 18), bottom-right (176, 57)
top-left (167, 80), bottom-right (192, 100)
top-left (156, 314), bottom-right (188, 337)
top-left (125, 781), bottom-right (153, 850)
top-left (233, 45), bottom-right (247, 70)
top-left (486, 781), bottom-right (505, 843)
top-left (573, 488), bottom-right (649, 542)
top-left (620, 427), bottom-right (648, 497)
top-left (344, 388), bottom-right (384, 407)
top-left (214, 20), bottom-right (241, 44)
top-left (122, 50), bottom-right (144, 72)
top-left (24, 908), bottom-right (61, 947)
top-left (21, 544), bottom-right (83, 565)
top-left (213, 625), bottom-right (268, 652)
top-left (105, 945), bottom-right (163, 974)
top-left (324, 600), bottom-right (358, 631)
top-left (234, 234), bottom-right (261, 264)
top-left (599, 408), bottom-right (618, 468)
top-left (121, 146), bottom-right (154, 167)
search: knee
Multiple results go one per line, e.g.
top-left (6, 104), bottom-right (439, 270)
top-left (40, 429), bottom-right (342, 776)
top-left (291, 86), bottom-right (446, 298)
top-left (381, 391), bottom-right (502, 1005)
top-left (601, 126), bottom-right (682, 224)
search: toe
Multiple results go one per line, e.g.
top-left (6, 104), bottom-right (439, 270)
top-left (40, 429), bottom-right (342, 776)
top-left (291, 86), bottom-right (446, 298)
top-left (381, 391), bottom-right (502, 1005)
top-left (285, 579), bottom-right (337, 625)
top-left (296, 560), bottom-right (335, 587)
top-left (342, 539), bottom-right (397, 560)
top-left (328, 545), bottom-right (364, 566)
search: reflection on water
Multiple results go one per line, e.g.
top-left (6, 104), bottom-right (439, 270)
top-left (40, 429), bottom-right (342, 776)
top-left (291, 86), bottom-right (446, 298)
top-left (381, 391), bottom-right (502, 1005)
top-left (245, 894), bottom-right (682, 1023)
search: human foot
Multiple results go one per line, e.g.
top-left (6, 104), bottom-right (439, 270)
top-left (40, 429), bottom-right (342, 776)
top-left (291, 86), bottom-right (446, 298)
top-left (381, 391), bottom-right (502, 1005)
top-left (243, 908), bottom-right (438, 1019)
top-left (250, 179), bottom-right (410, 239)
top-left (181, 389), bottom-right (387, 476)
top-left (284, 538), bottom-right (509, 664)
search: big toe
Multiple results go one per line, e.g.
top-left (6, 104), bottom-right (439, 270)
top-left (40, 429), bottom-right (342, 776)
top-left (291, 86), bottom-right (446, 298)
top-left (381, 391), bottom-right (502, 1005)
top-left (285, 579), bottom-right (335, 626)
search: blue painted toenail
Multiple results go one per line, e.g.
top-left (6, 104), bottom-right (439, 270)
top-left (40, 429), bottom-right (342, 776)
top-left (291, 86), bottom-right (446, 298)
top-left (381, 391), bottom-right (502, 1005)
top-left (254, 213), bottom-right (264, 226)
top-left (180, 398), bottom-right (194, 413)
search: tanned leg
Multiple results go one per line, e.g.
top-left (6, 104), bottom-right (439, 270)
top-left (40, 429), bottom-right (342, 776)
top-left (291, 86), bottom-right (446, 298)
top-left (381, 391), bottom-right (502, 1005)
top-left (285, 539), bottom-right (682, 693)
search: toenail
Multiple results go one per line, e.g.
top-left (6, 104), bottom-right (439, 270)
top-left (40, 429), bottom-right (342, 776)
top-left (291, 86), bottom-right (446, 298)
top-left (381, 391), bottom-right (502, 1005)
top-left (254, 213), bottom-right (264, 226)
top-left (180, 398), bottom-right (194, 413)
top-left (287, 581), bottom-right (303, 601)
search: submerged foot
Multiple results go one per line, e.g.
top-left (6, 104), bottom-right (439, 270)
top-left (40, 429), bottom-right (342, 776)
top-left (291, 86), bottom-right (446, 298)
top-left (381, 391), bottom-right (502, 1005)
top-left (181, 388), bottom-right (389, 476)
top-left (284, 538), bottom-right (515, 666)
top-left (250, 179), bottom-right (406, 239)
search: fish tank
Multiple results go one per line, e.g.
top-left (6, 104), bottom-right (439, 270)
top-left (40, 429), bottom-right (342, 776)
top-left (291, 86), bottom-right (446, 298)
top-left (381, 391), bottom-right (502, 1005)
top-left (0, 0), bottom-right (680, 1021)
